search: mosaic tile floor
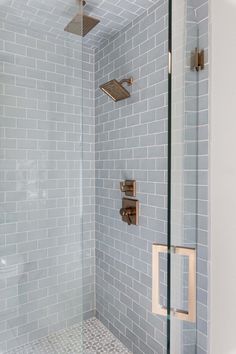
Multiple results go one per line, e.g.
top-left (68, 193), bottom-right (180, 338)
top-left (6, 318), bottom-right (132, 354)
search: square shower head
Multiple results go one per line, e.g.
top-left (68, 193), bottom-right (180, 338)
top-left (64, 14), bottom-right (100, 37)
top-left (100, 79), bottom-right (131, 102)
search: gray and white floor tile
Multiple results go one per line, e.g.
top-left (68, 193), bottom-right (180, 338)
top-left (6, 318), bottom-right (132, 354)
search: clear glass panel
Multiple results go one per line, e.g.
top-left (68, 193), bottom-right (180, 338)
top-left (0, 1), bottom-right (84, 352)
top-left (170, 0), bottom-right (199, 352)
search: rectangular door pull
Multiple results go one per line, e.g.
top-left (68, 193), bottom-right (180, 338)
top-left (152, 244), bottom-right (196, 323)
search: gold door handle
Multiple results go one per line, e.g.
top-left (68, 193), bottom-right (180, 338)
top-left (152, 244), bottom-right (196, 323)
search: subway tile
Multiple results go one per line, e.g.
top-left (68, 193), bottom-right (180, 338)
top-left (0, 24), bottom-right (95, 350)
top-left (0, 1), bottom-right (208, 353)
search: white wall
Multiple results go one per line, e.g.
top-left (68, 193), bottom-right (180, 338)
top-left (210, 0), bottom-right (236, 353)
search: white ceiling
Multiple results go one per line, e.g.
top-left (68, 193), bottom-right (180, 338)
top-left (1, 0), bottom-right (156, 48)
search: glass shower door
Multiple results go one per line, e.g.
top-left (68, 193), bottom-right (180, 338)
top-left (152, 0), bottom-right (201, 352)
top-left (170, 0), bottom-right (200, 352)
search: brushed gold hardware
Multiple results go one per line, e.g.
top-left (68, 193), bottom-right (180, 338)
top-left (152, 244), bottom-right (196, 322)
top-left (120, 180), bottom-right (136, 197)
top-left (119, 78), bottom-right (133, 86)
top-left (64, 14), bottom-right (100, 37)
top-left (120, 208), bottom-right (135, 225)
top-left (191, 48), bottom-right (204, 71)
top-left (64, 1), bottom-right (100, 37)
top-left (120, 198), bottom-right (139, 226)
top-left (100, 78), bottom-right (133, 102)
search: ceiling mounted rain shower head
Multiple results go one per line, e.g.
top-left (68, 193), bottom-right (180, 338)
top-left (64, 1), bottom-right (100, 37)
top-left (100, 78), bottom-right (133, 102)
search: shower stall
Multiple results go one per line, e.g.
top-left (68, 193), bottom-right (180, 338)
top-left (0, 0), bottom-right (208, 353)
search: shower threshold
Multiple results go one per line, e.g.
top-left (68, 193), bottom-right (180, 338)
top-left (6, 318), bottom-right (132, 354)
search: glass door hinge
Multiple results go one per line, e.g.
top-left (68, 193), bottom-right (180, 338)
top-left (191, 48), bottom-right (204, 71)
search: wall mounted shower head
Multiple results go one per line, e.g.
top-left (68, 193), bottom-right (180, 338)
top-left (100, 78), bottom-right (133, 102)
top-left (64, 1), bottom-right (100, 37)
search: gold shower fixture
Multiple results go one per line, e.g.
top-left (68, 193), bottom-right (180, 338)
top-left (120, 180), bottom-right (136, 197)
top-left (100, 78), bottom-right (133, 102)
top-left (120, 198), bottom-right (139, 226)
top-left (64, 1), bottom-right (100, 37)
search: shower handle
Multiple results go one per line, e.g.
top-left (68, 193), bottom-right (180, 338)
top-left (119, 207), bottom-right (136, 225)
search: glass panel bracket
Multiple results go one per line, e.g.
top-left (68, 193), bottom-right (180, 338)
top-left (191, 48), bottom-right (205, 71)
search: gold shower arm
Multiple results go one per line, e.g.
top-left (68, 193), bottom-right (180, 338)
top-left (119, 78), bottom-right (133, 86)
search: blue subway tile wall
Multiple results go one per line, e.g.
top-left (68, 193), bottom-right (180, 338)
top-left (95, 0), bottom-right (208, 353)
top-left (95, 1), bottom-right (169, 353)
top-left (0, 0), bottom-right (208, 352)
top-left (0, 15), bottom-right (95, 351)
